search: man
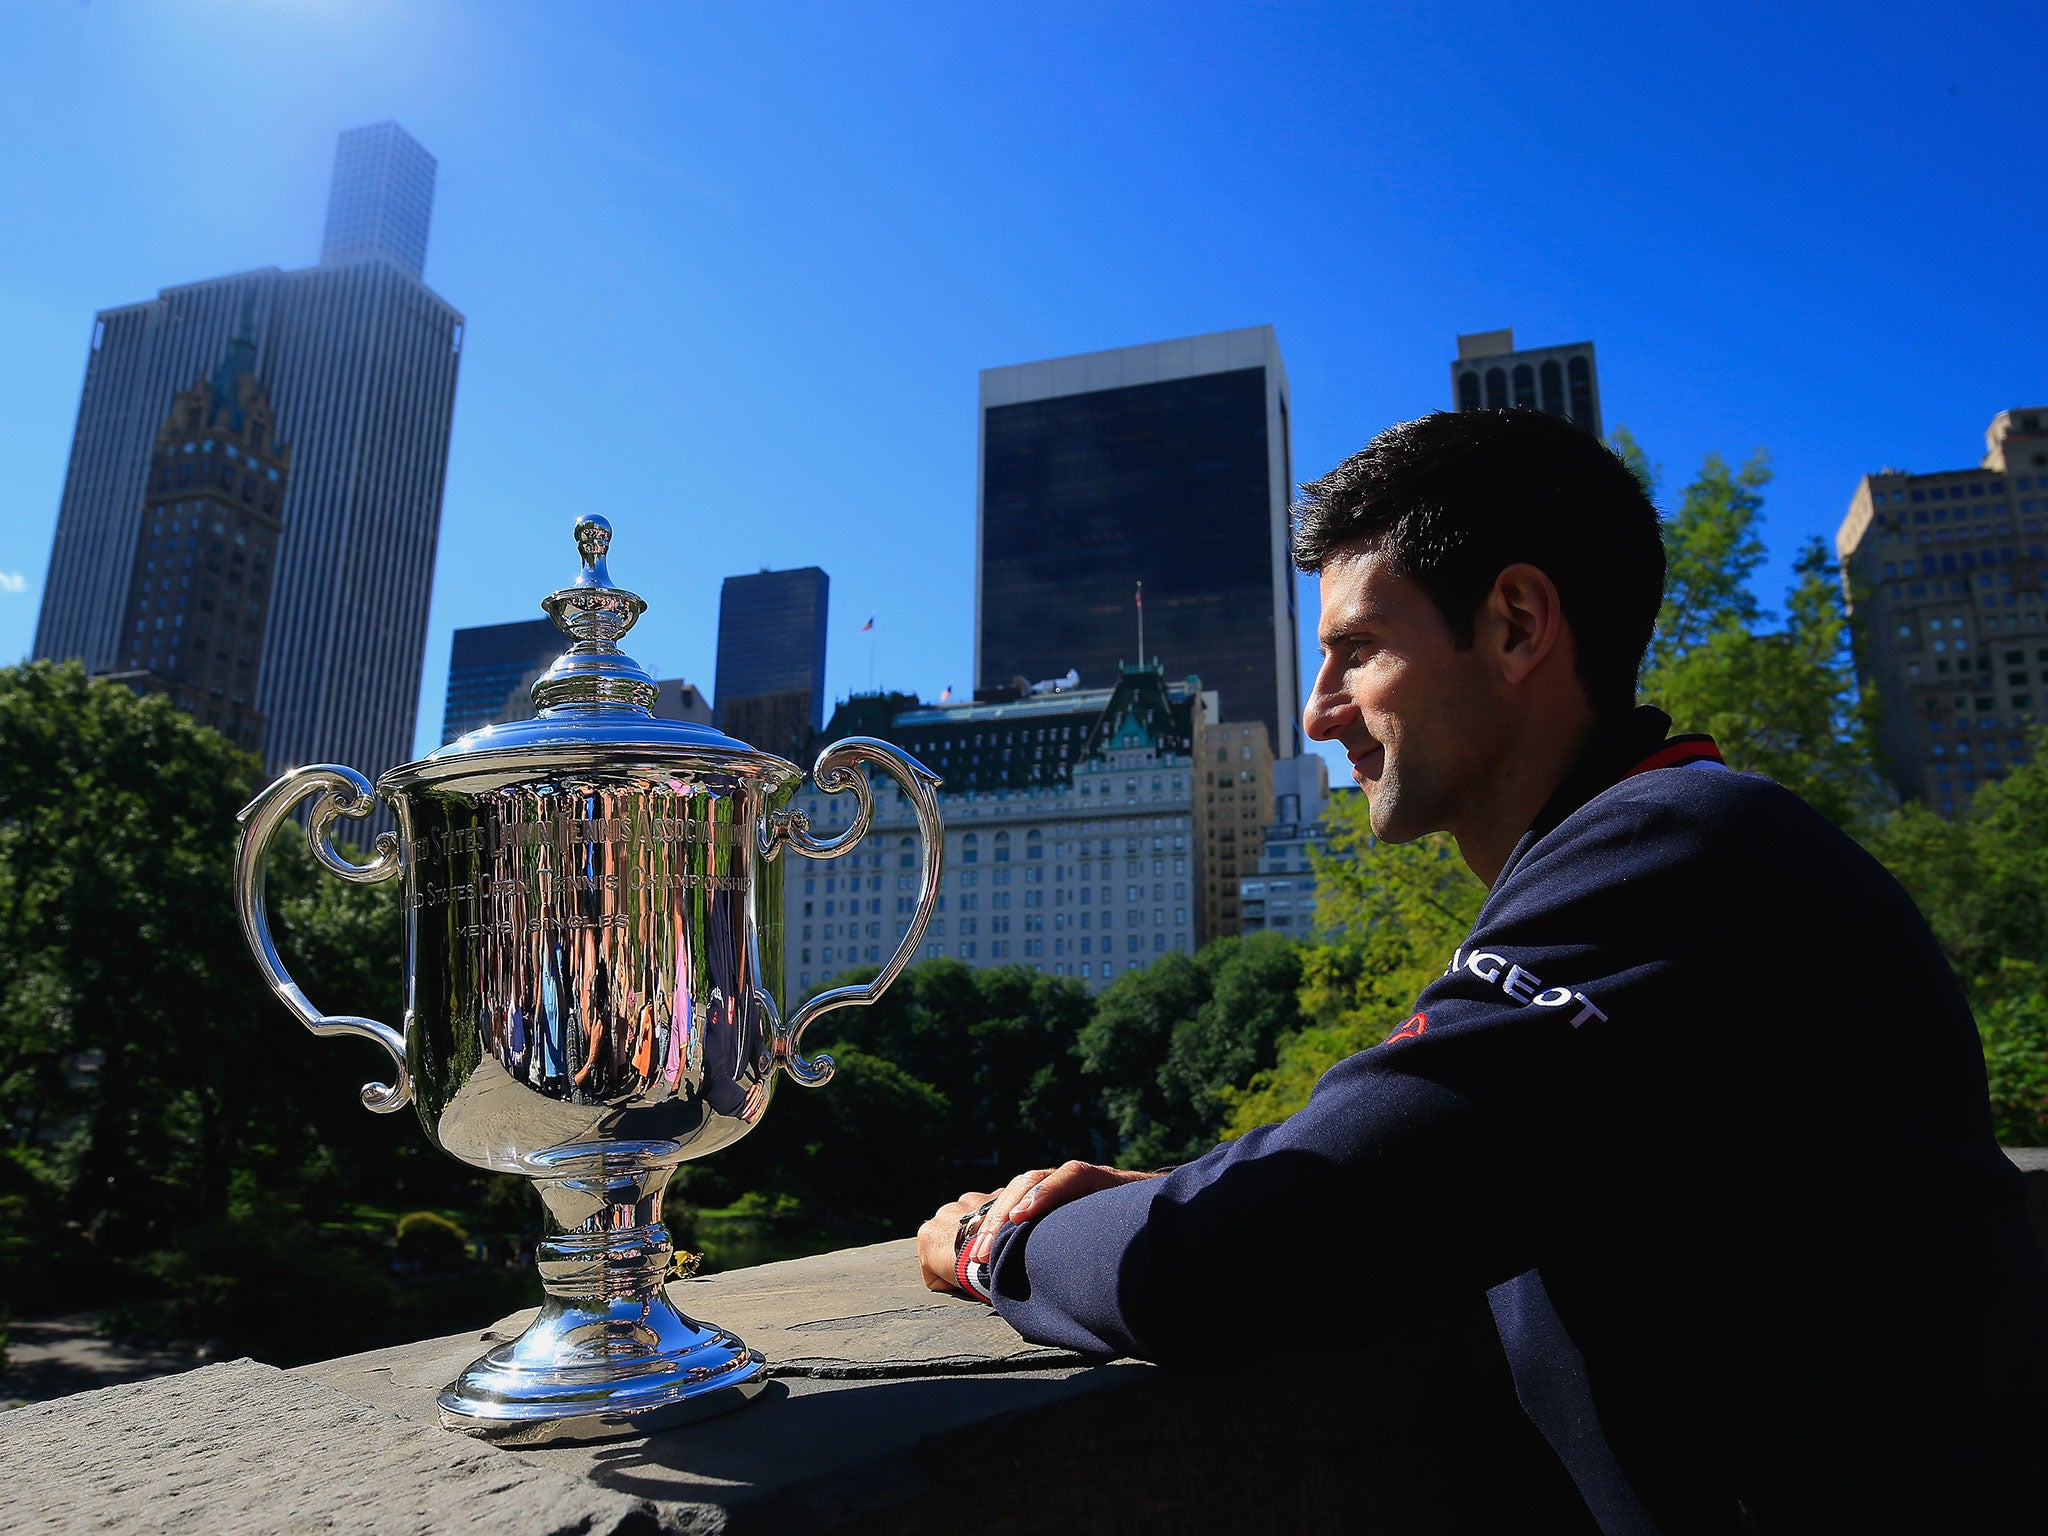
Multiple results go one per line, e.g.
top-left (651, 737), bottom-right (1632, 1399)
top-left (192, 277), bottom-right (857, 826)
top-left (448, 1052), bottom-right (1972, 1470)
top-left (916, 409), bottom-right (2048, 1533)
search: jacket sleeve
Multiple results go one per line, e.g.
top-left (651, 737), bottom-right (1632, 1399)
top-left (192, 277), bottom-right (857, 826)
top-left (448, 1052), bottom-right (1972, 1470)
top-left (984, 786), bottom-right (1741, 1363)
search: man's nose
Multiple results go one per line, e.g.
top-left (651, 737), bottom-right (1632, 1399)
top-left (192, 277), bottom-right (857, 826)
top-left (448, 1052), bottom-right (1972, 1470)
top-left (1302, 665), bottom-right (1354, 743)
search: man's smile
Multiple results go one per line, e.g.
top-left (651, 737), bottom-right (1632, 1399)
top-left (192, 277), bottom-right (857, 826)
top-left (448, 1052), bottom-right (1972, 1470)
top-left (1349, 743), bottom-right (1385, 786)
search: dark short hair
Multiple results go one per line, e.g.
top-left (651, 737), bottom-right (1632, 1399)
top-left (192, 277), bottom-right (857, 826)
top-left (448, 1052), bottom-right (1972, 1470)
top-left (1293, 410), bottom-right (1664, 716)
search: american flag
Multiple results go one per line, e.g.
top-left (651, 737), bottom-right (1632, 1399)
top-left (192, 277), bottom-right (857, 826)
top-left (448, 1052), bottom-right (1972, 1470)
top-left (859, 614), bottom-right (875, 632)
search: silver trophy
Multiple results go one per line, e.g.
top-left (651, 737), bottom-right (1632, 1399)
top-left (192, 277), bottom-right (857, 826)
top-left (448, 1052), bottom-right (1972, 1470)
top-left (233, 516), bottom-right (941, 1442)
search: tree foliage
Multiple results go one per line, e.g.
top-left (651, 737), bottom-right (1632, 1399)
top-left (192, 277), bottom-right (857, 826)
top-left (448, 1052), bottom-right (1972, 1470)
top-left (1611, 435), bottom-right (1893, 832)
top-left (1223, 815), bottom-right (1483, 1137)
top-left (0, 661), bottom-right (509, 1342)
top-left (1865, 753), bottom-right (2048, 1143)
top-left (692, 960), bottom-right (1111, 1229)
top-left (1076, 932), bottom-right (1308, 1166)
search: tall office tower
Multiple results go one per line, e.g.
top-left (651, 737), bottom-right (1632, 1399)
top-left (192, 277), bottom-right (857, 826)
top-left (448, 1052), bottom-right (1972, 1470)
top-left (1450, 329), bottom-right (1601, 437)
top-left (440, 617), bottom-right (562, 744)
top-left (977, 326), bottom-right (1301, 756)
top-left (321, 121), bottom-right (437, 279)
top-left (100, 318), bottom-right (290, 753)
top-left (713, 566), bottom-right (829, 759)
top-left (1837, 407), bottom-right (2048, 815)
top-left (34, 122), bottom-right (462, 780)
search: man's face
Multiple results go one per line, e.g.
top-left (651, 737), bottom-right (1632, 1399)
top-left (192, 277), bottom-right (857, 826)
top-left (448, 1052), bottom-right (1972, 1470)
top-left (1303, 544), bottom-right (1508, 844)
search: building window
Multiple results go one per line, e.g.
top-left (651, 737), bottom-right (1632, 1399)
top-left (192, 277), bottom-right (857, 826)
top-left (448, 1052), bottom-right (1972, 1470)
top-left (1540, 358), bottom-right (1563, 415)
top-left (1484, 367), bottom-right (1508, 408)
top-left (1458, 370), bottom-right (1480, 410)
top-left (1567, 355), bottom-right (1594, 429)
top-left (1512, 362), bottom-right (1536, 409)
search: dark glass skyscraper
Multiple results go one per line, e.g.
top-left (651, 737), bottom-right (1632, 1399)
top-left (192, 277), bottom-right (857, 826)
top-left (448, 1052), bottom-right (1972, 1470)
top-left (976, 327), bottom-right (1300, 754)
top-left (440, 617), bottom-right (563, 744)
top-left (713, 567), bottom-right (829, 758)
top-left (33, 122), bottom-right (461, 779)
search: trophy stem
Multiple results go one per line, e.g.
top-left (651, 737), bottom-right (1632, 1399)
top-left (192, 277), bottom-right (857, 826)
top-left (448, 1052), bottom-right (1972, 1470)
top-left (436, 1160), bottom-right (766, 1444)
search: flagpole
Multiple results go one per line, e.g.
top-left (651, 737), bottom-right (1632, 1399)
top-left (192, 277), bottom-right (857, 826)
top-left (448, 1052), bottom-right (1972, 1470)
top-left (1136, 580), bottom-right (1144, 668)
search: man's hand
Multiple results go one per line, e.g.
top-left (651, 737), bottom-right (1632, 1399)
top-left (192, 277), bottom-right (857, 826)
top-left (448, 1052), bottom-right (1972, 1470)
top-left (916, 1161), bottom-right (1165, 1296)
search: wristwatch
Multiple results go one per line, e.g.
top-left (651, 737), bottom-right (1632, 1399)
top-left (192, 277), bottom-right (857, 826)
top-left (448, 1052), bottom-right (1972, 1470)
top-left (953, 1198), bottom-right (999, 1303)
top-left (954, 1197), bottom-right (997, 1256)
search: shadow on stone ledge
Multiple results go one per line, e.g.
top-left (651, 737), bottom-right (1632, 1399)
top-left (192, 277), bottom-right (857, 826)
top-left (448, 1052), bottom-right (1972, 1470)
top-left (299, 1236), bottom-right (1595, 1535)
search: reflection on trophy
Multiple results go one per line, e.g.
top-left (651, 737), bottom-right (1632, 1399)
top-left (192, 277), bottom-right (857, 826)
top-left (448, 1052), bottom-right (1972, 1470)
top-left (233, 515), bottom-right (943, 1442)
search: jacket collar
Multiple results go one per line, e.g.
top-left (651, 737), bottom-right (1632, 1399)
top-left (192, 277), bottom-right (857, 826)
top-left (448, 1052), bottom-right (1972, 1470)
top-left (1491, 706), bottom-right (1721, 887)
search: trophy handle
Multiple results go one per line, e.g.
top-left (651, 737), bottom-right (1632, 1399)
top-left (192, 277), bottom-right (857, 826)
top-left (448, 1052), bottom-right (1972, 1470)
top-left (234, 764), bottom-right (412, 1114)
top-left (767, 736), bottom-right (943, 1086)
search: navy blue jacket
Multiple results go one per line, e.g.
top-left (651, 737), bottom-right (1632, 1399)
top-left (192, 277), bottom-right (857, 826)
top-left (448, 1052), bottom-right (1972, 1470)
top-left (986, 710), bottom-right (2048, 1534)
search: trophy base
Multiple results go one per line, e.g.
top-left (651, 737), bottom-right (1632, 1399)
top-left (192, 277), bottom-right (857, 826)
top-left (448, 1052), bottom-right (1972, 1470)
top-left (436, 1294), bottom-right (768, 1446)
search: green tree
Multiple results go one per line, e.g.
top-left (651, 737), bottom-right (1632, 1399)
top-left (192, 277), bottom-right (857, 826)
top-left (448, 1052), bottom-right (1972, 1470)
top-left (690, 960), bottom-right (1111, 1227)
top-left (704, 1045), bottom-right (952, 1232)
top-left (1632, 440), bottom-right (1892, 832)
top-left (805, 959), bottom-right (1109, 1174)
top-left (0, 661), bottom-right (274, 1277)
top-left (1080, 932), bottom-right (1310, 1165)
top-left (0, 661), bottom-right (465, 1331)
top-left (1866, 752), bottom-right (2048, 1143)
top-left (1223, 818), bottom-right (1483, 1137)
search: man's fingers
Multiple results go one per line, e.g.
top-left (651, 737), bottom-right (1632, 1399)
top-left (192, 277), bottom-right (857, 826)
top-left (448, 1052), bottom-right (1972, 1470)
top-left (939, 1161), bottom-right (1170, 1284)
top-left (1010, 1160), bottom-right (1127, 1222)
top-left (965, 1167), bottom-right (1050, 1265)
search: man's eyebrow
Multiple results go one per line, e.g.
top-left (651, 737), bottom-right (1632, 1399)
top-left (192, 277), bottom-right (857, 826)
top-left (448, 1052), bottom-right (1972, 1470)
top-left (1320, 602), bottom-right (1380, 636)
top-left (1317, 614), bottom-right (1375, 648)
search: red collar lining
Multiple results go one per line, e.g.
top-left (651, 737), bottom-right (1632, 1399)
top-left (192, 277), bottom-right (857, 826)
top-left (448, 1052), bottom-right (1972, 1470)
top-left (1625, 735), bottom-right (1724, 778)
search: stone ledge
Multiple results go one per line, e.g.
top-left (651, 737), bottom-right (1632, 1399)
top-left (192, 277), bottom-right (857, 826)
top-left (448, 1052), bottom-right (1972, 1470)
top-left (286, 1236), bottom-right (1593, 1535)
top-left (10, 1154), bottom-right (2046, 1535)
top-left (0, 1357), bottom-right (661, 1536)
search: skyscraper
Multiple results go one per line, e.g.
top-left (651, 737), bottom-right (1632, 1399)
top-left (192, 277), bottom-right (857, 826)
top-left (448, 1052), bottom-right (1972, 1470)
top-left (976, 326), bottom-right (1300, 755)
top-left (100, 313), bottom-right (290, 753)
top-left (34, 122), bottom-right (462, 780)
top-left (1450, 328), bottom-right (1601, 437)
top-left (1837, 407), bottom-right (2048, 814)
top-left (321, 121), bottom-right (437, 280)
top-left (713, 566), bottom-right (829, 759)
top-left (440, 617), bottom-right (562, 744)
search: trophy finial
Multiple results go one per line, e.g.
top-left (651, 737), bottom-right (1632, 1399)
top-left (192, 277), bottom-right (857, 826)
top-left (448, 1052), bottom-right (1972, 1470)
top-left (531, 514), bottom-right (658, 713)
top-left (573, 515), bottom-right (614, 588)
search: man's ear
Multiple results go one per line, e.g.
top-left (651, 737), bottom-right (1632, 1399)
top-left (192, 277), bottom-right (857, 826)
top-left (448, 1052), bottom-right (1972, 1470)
top-left (1487, 563), bottom-right (1566, 686)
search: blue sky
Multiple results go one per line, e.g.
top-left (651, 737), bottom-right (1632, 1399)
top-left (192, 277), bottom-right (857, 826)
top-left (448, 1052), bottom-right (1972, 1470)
top-left (1, 1), bottom-right (2043, 773)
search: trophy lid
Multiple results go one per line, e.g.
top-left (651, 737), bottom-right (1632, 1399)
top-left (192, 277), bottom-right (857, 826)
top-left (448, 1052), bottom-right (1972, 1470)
top-left (380, 515), bottom-right (774, 792)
